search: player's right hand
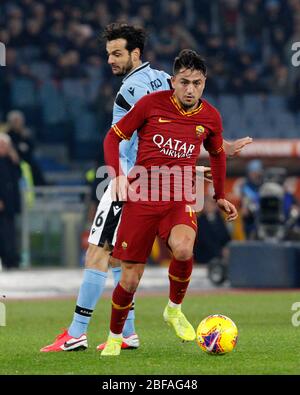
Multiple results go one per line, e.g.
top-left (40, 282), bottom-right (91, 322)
top-left (216, 198), bottom-right (238, 222)
top-left (111, 175), bottom-right (129, 201)
top-left (225, 137), bottom-right (253, 157)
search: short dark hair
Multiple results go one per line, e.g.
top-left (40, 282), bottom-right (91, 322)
top-left (102, 23), bottom-right (147, 55)
top-left (173, 49), bottom-right (207, 77)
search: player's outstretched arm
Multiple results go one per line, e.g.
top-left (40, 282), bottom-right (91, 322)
top-left (216, 199), bottom-right (238, 222)
top-left (104, 128), bottom-right (129, 201)
top-left (223, 137), bottom-right (253, 157)
top-left (104, 128), bottom-right (122, 177)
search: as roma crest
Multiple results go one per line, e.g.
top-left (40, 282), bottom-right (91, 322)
top-left (196, 125), bottom-right (205, 137)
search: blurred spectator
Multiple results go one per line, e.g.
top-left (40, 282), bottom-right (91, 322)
top-left (7, 16), bottom-right (26, 48)
top-left (269, 26), bottom-right (288, 59)
top-left (173, 25), bottom-right (199, 52)
top-left (194, 195), bottom-right (231, 264)
top-left (283, 179), bottom-right (300, 222)
top-left (190, 18), bottom-right (210, 52)
top-left (240, 159), bottom-right (264, 239)
top-left (6, 110), bottom-right (46, 186)
top-left (223, 34), bottom-right (240, 66)
top-left (92, 82), bottom-right (114, 136)
top-left (288, 76), bottom-right (300, 113)
top-left (24, 18), bottom-right (43, 47)
top-left (241, 67), bottom-right (267, 93)
top-left (136, 4), bottom-right (153, 30)
top-left (242, 1), bottom-right (264, 40)
top-left (152, 25), bottom-right (179, 63)
top-left (236, 51), bottom-right (254, 73)
top-left (283, 179), bottom-right (300, 240)
top-left (205, 34), bottom-right (225, 62)
top-left (219, 0), bottom-right (240, 35)
top-left (262, 53), bottom-right (283, 88)
top-left (264, 0), bottom-right (284, 31)
top-left (209, 62), bottom-right (228, 94)
top-left (0, 133), bottom-right (21, 269)
top-left (267, 65), bottom-right (292, 95)
top-left (162, 1), bottom-right (185, 24)
top-left (54, 50), bottom-right (88, 80)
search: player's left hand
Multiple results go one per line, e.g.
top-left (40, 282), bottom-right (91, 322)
top-left (196, 166), bottom-right (212, 182)
top-left (224, 137), bottom-right (253, 157)
top-left (216, 199), bottom-right (238, 222)
top-left (111, 175), bottom-right (129, 201)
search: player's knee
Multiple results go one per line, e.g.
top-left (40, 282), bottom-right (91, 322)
top-left (172, 241), bottom-right (193, 261)
top-left (120, 277), bottom-right (139, 293)
top-left (85, 244), bottom-right (110, 271)
top-left (120, 263), bottom-right (143, 293)
top-left (109, 255), bottom-right (121, 268)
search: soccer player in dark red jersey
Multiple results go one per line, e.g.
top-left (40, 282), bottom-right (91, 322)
top-left (101, 49), bottom-right (238, 356)
top-left (40, 24), bottom-right (251, 355)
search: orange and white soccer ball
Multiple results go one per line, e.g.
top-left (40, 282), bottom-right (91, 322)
top-left (196, 314), bottom-right (238, 355)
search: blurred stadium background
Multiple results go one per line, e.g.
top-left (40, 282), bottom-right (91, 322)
top-left (0, 0), bottom-right (300, 297)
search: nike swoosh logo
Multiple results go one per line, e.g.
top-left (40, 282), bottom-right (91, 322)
top-left (206, 331), bottom-right (220, 352)
top-left (63, 339), bottom-right (85, 349)
top-left (158, 117), bottom-right (172, 123)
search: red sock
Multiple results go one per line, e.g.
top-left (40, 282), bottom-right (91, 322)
top-left (168, 257), bottom-right (193, 304)
top-left (110, 283), bottom-right (135, 334)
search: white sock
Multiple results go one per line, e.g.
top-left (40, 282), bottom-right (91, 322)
top-left (109, 331), bottom-right (123, 339)
top-left (168, 300), bottom-right (181, 309)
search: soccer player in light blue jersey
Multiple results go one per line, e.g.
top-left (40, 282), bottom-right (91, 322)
top-left (40, 23), bottom-right (252, 353)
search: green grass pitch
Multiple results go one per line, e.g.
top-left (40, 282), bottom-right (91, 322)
top-left (1, 291), bottom-right (300, 375)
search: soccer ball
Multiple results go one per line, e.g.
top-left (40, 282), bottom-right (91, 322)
top-left (196, 314), bottom-right (238, 355)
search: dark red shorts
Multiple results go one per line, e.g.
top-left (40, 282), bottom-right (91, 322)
top-left (112, 201), bottom-right (197, 263)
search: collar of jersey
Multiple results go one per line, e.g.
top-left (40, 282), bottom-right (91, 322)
top-left (122, 62), bottom-right (150, 82)
top-left (170, 94), bottom-right (203, 117)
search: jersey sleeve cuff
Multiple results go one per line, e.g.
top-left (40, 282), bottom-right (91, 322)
top-left (209, 145), bottom-right (224, 156)
top-left (213, 193), bottom-right (225, 201)
top-left (112, 124), bottom-right (130, 141)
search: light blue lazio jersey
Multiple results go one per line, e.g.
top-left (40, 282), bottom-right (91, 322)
top-left (111, 62), bottom-right (171, 175)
